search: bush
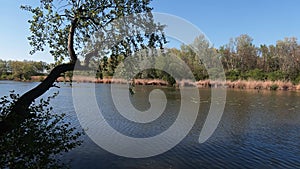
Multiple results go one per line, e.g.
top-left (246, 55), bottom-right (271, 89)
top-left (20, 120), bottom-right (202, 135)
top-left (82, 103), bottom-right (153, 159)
top-left (270, 84), bottom-right (279, 91)
top-left (267, 71), bottom-right (286, 81)
top-left (292, 74), bottom-right (300, 85)
top-left (0, 92), bottom-right (83, 169)
top-left (0, 74), bottom-right (13, 80)
top-left (163, 75), bottom-right (176, 86)
top-left (246, 69), bottom-right (267, 81)
top-left (225, 69), bottom-right (241, 81)
top-left (0, 74), bottom-right (7, 80)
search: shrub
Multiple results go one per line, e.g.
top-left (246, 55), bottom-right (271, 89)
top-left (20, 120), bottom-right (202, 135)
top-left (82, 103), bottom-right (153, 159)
top-left (246, 69), bottom-right (267, 81)
top-left (0, 74), bottom-right (13, 80)
top-left (292, 74), bottom-right (300, 85)
top-left (163, 75), bottom-right (176, 86)
top-left (0, 92), bottom-right (83, 169)
top-left (267, 71), bottom-right (286, 81)
top-left (225, 69), bottom-right (240, 81)
top-left (270, 84), bottom-right (279, 91)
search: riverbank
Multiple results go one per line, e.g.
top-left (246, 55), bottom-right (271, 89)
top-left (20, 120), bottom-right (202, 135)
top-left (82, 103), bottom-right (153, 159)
top-left (29, 75), bottom-right (300, 91)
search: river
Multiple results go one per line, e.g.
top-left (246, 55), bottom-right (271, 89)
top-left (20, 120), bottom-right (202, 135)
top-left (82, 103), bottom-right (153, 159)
top-left (1, 80), bottom-right (300, 169)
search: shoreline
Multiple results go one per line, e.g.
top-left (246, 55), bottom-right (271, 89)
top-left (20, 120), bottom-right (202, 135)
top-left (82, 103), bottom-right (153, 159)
top-left (27, 76), bottom-right (300, 91)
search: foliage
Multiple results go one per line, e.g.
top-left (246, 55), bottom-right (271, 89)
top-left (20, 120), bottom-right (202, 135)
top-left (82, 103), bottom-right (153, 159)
top-left (2, 34), bottom-right (300, 84)
top-left (292, 74), bottom-right (300, 85)
top-left (162, 73), bottom-right (176, 86)
top-left (270, 84), bottom-right (279, 91)
top-left (0, 92), bottom-right (83, 169)
top-left (21, 0), bottom-right (166, 64)
top-left (225, 69), bottom-right (241, 81)
top-left (245, 69), bottom-right (267, 81)
top-left (219, 36), bottom-right (300, 83)
top-left (90, 35), bottom-right (300, 85)
top-left (2, 0), bottom-right (167, 167)
top-left (14, 1), bottom-right (300, 85)
top-left (267, 70), bottom-right (286, 81)
top-left (0, 60), bottom-right (48, 80)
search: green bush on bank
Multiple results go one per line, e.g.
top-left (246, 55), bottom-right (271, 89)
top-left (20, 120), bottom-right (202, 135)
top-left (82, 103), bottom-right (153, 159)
top-left (267, 71), bottom-right (286, 81)
top-left (270, 84), bottom-right (279, 90)
top-left (223, 69), bottom-right (300, 85)
top-left (245, 69), bottom-right (267, 81)
top-left (225, 69), bottom-right (241, 81)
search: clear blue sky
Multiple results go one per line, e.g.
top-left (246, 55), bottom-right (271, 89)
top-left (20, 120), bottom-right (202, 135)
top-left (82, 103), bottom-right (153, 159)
top-left (1, 0), bottom-right (300, 63)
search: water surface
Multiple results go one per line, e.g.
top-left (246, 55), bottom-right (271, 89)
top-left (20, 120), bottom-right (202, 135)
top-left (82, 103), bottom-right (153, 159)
top-left (1, 81), bottom-right (300, 168)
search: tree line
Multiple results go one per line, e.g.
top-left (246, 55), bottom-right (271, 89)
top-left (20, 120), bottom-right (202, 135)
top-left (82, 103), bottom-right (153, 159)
top-left (94, 34), bottom-right (300, 84)
top-left (2, 34), bottom-right (300, 85)
top-left (0, 60), bottom-right (48, 80)
top-left (219, 35), bottom-right (300, 83)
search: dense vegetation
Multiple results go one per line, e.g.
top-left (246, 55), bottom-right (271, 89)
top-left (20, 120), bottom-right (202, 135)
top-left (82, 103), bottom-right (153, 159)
top-left (2, 34), bottom-right (300, 85)
top-left (0, 60), bottom-right (48, 80)
top-left (94, 34), bottom-right (300, 84)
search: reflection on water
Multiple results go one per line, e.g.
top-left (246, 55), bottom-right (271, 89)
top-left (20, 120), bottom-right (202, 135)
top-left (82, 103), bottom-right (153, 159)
top-left (1, 81), bottom-right (300, 168)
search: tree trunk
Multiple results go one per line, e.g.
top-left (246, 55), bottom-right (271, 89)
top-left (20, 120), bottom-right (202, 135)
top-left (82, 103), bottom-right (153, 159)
top-left (68, 18), bottom-right (78, 63)
top-left (0, 17), bottom-right (81, 137)
top-left (0, 63), bottom-right (75, 136)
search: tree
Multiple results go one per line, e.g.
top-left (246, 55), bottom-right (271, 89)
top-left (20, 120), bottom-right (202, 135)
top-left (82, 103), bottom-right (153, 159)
top-left (276, 37), bottom-right (300, 81)
top-left (234, 34), bottom-right (258, 72)
top-left (0, 60), bottom-right (9, 78)
top-left (191, 35), bottom-right (220, 80)
top-left (257, 44), bottom-right (280, 73)
top-left (220, 34), bottom-right (258, 73)
top-left (9, 61), bottom-right (46, 80)
top-left (0, 0), bottom-right (166, 136)
top-left (219, 37), bottom-right (241, 72)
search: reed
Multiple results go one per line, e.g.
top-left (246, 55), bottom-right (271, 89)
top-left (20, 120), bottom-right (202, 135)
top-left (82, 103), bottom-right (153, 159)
top-left (32, 75), bottom-right (300, 91)
top-left (178, 79), bottom-right (197, 87)
top-left (224, 80), bottom-right (297, 90)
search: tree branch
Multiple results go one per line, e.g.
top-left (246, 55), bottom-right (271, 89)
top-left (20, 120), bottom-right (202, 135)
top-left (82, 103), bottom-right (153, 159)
top-left (84, 50), bottom-right (99, 66)
top-left (0, 63), bottom-right (76, 137)
top-left (68, 18), bottom-right (78, 63)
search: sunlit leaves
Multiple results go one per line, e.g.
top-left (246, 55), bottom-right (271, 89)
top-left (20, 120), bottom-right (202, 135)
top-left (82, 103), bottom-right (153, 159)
top-left (22, 0), bottom-right (166, 64)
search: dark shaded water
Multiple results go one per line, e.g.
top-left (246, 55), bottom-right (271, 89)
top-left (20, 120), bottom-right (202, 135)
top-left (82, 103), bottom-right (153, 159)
top-left (1, 81), bottom-right (300, 168)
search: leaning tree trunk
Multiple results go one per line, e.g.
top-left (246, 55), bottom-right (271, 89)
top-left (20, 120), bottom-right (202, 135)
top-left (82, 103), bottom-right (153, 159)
top-left (0, 63), bottom-right (75, 136)
top-left (0, 17), bottom-right (89, 137)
